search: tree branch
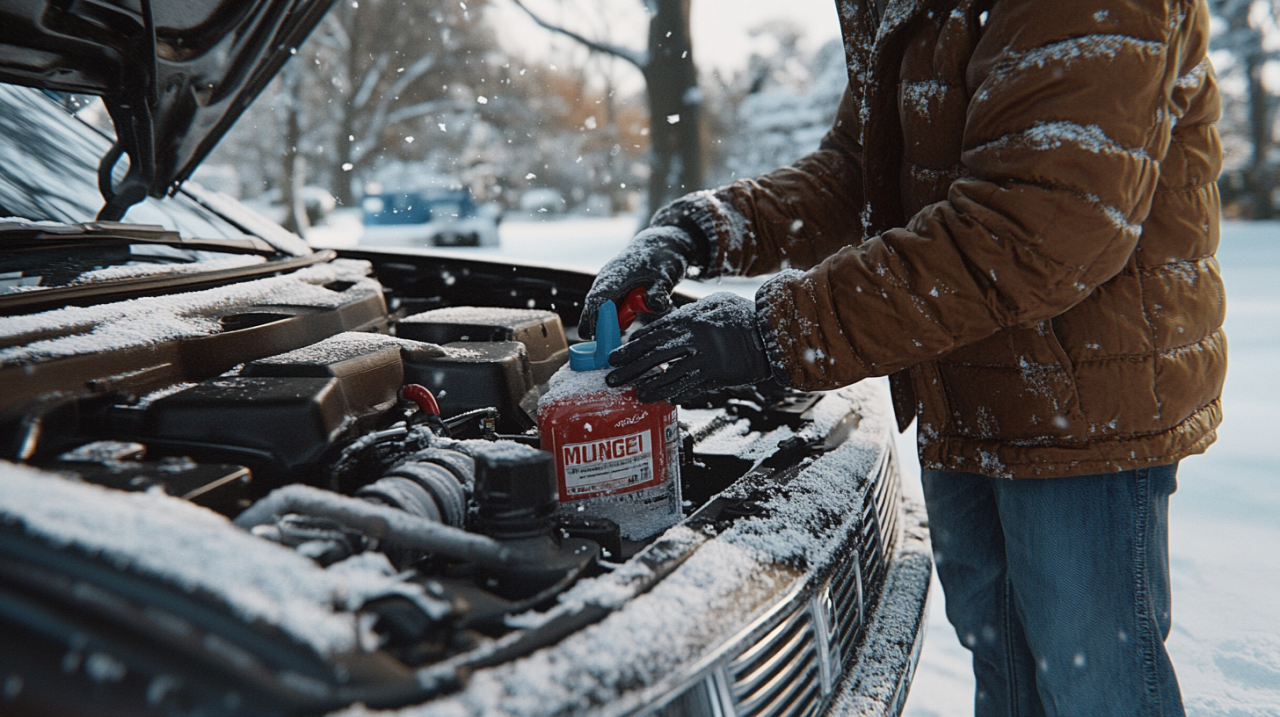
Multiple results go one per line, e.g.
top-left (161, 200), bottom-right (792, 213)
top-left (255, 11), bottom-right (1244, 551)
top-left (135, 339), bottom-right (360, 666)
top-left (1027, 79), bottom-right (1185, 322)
top-left (352, 54), bottom-right (388, 111)
top-left (508, 0), bottom-right (648, 70)
top-left (384, 99), bottom-right (464, 126)
top-left (349, 53), bottom-right (441, 162)
top-left (315, 14), bottom-right (351, 52)
top-left (386, 54), bottom-right (439, 99)
top-left (349, 98), bottom-right (463, 166)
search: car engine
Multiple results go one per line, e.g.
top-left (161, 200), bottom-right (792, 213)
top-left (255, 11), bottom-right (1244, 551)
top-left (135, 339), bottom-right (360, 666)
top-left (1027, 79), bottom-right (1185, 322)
top-left (0, 253), bottom-right (913, 717)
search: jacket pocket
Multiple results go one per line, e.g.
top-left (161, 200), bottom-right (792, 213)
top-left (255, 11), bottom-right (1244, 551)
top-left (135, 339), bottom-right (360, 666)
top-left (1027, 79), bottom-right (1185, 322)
top-left (1039, 319), bottom-right (1089, 443)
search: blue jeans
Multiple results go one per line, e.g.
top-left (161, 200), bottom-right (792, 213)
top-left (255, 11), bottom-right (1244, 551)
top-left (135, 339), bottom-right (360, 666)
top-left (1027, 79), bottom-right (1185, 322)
top-left (921, 464), bottom-right (1184, 717)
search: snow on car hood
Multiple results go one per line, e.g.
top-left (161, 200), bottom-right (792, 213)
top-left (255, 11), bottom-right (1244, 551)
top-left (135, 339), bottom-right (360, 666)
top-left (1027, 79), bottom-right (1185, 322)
top-left (64, 254), bottom-right (268, 286)
top-left (0, 258), bottom-right (378, 364)
top-left (0, 461), bottom-right (404, 657)
top-left (719, 382), bottom-right (892, 565)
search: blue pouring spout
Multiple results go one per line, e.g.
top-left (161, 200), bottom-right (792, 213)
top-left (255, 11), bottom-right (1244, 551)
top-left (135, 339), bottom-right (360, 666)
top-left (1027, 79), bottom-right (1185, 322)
top-left (569, 300), bottom-right (622, 371)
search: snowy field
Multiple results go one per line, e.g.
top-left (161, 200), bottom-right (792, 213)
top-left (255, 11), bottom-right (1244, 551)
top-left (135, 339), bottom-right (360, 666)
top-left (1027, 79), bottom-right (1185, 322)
top-left (309, 213), bottom-right (1280, 716)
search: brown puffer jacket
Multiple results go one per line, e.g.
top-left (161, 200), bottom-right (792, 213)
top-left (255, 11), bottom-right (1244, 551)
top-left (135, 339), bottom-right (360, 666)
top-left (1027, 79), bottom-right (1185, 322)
top-left (653, 0), bottom-right (1225, 478)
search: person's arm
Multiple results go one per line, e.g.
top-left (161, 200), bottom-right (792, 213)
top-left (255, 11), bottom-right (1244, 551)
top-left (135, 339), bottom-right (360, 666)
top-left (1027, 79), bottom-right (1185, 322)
top-left (756, 0), bottom-right (1212, 391)
top-left (580, 29), bottom-right (870, 336)
top-left (579, 84), bottom-right (866, 338)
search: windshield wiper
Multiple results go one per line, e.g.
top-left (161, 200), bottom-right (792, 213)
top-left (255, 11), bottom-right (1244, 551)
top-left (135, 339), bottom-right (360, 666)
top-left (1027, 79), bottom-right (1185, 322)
top-left (0, 220), bottom-right (279, 255)
top-left (0, 249), bottom-right (337, 317)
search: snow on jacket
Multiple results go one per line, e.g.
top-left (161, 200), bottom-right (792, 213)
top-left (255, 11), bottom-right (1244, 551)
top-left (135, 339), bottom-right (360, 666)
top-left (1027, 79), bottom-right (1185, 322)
top-left (652, 0), bottom-right (1224, 478)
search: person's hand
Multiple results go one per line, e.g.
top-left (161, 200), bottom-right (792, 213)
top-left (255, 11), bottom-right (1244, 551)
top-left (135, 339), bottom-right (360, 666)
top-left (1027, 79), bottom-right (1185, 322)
top-left (605, 292), bottom-right (773, 404)
top-left (579, 225), bottom-right (702, 339)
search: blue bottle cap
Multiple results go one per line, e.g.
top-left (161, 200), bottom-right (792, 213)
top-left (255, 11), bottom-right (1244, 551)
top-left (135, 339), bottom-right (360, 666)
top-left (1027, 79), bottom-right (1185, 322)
top-left (570, 300), bottom-right (622, 371)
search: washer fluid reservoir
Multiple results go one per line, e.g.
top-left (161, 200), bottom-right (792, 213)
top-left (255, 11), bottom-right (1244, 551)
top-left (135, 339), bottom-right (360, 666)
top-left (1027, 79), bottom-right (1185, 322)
top-left (537, 300), bottom-right (681, 541)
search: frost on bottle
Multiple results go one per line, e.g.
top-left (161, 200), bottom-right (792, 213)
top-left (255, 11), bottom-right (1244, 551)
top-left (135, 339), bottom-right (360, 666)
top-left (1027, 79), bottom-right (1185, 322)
top-left (537, 300), bottom-right (681, 540)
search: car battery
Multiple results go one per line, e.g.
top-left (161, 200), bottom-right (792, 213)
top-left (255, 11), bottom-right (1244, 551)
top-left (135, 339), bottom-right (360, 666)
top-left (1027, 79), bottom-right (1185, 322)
top-left (396, 307), bottom-right (568, 385)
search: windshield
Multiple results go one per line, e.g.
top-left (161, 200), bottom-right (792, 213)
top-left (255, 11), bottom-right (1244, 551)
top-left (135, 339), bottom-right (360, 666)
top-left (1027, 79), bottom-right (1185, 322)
top-left (0, 84), bottom-right (249, 239)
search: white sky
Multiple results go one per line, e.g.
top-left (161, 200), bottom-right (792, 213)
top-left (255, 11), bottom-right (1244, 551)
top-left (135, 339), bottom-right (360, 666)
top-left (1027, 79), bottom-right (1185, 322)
top-left (488, 0), bottom-right (841, 86)
top-left (690, 0), bottom-right (841, 74)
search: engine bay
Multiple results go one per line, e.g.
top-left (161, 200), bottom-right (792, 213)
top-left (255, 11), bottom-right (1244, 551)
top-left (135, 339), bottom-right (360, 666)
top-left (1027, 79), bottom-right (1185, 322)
top-left (0, 252), bottom-right (858, 714)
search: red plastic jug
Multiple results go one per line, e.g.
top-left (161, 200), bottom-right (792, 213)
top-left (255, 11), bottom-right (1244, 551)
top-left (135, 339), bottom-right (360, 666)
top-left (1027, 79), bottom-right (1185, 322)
top-left (537, 299), bottom-right (681, 541)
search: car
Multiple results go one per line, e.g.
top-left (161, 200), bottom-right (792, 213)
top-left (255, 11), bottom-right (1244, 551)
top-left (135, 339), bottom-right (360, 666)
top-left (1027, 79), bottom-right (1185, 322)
top-left (519, 187), bottom-right (569, 216)
top-left (359, 187), bottom-right (501, 248)
top-left (0, 2), bottom-right (930, 716)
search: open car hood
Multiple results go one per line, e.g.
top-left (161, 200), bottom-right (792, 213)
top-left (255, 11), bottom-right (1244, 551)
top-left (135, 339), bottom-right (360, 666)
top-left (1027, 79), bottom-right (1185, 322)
top-left (0, 0), bottom-right (338, 220)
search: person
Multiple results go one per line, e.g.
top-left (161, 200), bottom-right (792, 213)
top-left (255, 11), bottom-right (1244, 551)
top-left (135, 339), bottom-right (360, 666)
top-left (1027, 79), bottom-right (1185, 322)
top-left (580, 1), bottom-right (1224, 715)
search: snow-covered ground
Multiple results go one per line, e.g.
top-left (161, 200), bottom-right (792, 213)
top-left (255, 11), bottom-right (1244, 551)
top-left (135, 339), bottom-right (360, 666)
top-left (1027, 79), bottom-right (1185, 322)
top-left (308, 212), bottom-right (1280, 716)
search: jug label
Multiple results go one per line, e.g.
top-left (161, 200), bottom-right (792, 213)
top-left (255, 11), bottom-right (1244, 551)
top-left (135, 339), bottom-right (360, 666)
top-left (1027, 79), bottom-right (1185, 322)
top-left (561, 429), bottom-right (657, 496)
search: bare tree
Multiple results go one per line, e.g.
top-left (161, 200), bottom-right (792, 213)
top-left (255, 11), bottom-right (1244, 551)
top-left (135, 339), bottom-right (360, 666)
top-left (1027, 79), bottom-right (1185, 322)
top-left (210, 0), bottom-right (492, 209)
top-left (307, 0), bottom-right (495, 205)
top-left (211, 0), bottom-right (650, 214)
top-left (712, 32), bottom-right (845, 185)
top-left (1210, 0), bottom-right (1280, 219)
top-left (510, 0), bottom-right (703, 214)
top-left (276, 62), bottom-right (309, 234)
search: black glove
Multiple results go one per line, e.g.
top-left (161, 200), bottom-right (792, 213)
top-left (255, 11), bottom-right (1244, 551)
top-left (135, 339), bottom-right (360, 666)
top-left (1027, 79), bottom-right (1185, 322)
top-left (606, 292), bottom-right (774, 404)
top-left (579, 225), bottom-right (706, 339)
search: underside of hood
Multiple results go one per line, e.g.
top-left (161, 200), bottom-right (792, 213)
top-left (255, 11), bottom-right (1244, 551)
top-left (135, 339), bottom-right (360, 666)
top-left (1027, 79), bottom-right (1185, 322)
top-left (0, 0), bottom-right (339, 220)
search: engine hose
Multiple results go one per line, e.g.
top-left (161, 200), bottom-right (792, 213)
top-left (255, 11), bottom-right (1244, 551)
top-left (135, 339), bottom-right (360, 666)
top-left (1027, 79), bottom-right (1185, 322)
top-left (400, 384), bottom-right (449, 436)
top-left (380, 461), bottom-right (469, 527)
top-left (234, 485), bottom-right (513, 568)
top-left (356, 476), bottom-right (446, 524)
top-left (442, 407), bottom-right (494, 430)
top-left (400, 384), bottom-right (440, 415)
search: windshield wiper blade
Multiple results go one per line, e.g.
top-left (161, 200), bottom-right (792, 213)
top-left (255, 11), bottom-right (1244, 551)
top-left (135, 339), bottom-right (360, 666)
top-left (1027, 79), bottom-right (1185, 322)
top-left (0, 249), bottom-right (337, 316)
top-left (0, 220), bottom-right (279, 255)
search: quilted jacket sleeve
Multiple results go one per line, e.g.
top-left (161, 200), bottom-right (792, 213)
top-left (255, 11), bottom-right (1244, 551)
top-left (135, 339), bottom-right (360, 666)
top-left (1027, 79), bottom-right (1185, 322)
top-left (694, 0), bottom-right (1203, 391)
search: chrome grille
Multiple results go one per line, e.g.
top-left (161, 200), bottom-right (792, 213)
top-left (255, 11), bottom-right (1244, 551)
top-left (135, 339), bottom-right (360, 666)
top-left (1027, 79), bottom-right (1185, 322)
top-left (828, 543), bottom-right (863, 664)
top-left (832, 447), bottom-right (901, 675)
top-left (645, 442), bottom-right (906, 717)
top-left (721, 448), bottom-right (903, 717)
top-left (872, 450), bottom-right (901, 565)
top-left (728, 606), bottom-right (822, 717)
top-left (858, 449), bottom-right (900, 605)
top-left (858, 502), bottom-right (882, 597)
